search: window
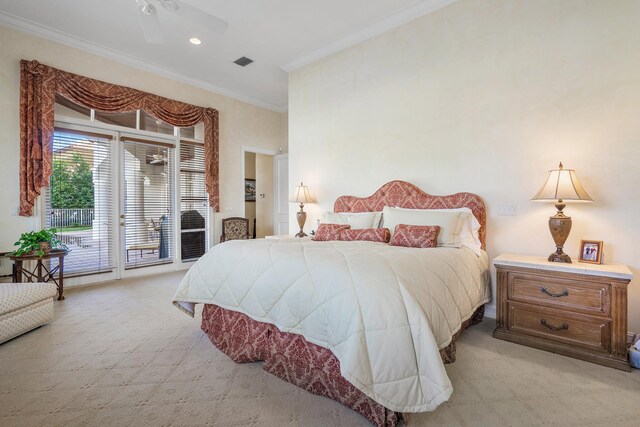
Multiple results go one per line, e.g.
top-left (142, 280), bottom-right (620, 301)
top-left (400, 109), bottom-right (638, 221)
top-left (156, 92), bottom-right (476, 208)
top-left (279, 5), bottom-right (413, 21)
top-left (140, 110), bottom-right (175, 135)
top-left (95, 110), bottom-right (137, 129)
top-left (54, 94), bottom-right (90, 120)
top-left (49, 96), bottom-right (210, 278)
top-left (180, 141), bottom-right (208, 261)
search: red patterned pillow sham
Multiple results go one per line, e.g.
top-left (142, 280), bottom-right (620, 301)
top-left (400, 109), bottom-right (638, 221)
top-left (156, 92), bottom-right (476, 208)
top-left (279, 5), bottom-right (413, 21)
top-left (390, 224), bottom-right (440, 248)
top-left (313, 223), bottom-right (351, 241)
top-left (340, 228), bottom-right (391, 243)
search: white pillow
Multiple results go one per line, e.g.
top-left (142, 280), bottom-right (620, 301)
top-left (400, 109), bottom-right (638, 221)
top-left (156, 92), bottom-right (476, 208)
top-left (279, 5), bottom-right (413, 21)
top-left (321, 211), bottom-right (382, 229)
top-left (391, 207), bottom-right (482, 255)
top-left (382, 206), bottom-right (468, 248)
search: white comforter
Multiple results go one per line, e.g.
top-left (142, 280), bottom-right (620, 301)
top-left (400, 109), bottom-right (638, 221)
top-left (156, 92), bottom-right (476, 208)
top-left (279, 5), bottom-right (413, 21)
top-left (173, 238), bottom-right (491, 413)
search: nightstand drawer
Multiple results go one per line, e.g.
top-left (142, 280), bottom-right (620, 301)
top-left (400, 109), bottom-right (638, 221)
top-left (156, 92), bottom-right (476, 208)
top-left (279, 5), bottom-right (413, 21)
top-left (508, 302), bottom-right (610, 353)
top-left (508, 272), bottom-right (610, 316)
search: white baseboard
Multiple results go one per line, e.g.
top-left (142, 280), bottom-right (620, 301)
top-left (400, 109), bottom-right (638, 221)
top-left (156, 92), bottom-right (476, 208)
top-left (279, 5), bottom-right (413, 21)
top-left (484, 304), bottom-right (496, 319)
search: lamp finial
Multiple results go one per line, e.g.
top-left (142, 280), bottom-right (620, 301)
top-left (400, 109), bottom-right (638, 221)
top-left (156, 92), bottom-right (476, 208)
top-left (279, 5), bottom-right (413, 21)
top-left (558, 162), bottom-right (563, 169)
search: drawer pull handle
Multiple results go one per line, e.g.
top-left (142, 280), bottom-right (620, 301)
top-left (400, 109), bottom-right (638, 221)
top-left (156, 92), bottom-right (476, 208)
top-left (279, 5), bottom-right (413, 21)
top-left (540, 287), bottom-right (569, 298)
top-left (540, 319), bottom-right (569, 331)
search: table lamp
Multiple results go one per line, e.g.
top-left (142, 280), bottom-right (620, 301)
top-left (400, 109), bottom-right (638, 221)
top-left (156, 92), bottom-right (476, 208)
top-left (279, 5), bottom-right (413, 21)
top-left (531, 162), bottom-right (593, 263)
top-left (290, 182), bottom-right (315, 237)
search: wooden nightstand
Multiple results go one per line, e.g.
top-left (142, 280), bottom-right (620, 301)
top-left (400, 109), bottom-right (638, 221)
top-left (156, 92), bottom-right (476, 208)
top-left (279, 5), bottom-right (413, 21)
top-left (493, 254), bottom-right (633, 371)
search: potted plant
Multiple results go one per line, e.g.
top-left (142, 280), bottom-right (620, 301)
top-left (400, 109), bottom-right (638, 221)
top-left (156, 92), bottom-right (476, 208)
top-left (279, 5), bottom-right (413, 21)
top-left (12, 228), bottom-right (67, 257)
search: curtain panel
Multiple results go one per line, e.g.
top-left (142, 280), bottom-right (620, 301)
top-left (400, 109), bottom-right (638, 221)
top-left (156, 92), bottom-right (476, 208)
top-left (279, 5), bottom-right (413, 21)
top-left (19, 59), bottom-right (219, 216)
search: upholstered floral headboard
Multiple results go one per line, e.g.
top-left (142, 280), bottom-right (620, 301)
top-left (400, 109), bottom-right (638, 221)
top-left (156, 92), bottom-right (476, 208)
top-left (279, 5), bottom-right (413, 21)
top-left (334, 180), bottom-right (487, 249)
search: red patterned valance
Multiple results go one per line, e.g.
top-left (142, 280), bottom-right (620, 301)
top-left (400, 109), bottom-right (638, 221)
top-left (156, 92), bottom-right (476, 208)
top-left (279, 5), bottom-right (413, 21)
top-left (19, 59), bottom-right (219, 215)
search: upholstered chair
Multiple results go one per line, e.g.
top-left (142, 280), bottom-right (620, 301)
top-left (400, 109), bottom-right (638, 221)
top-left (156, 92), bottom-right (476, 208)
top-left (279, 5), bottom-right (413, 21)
top-left (220, 217), bottom-right (251, 242)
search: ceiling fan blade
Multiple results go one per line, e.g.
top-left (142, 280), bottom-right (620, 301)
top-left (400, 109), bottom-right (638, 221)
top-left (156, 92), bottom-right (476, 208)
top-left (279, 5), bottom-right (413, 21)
top-left (170, 1), bottom-right (228, 34)
top-left (137, 3), bottom-right (164, 43)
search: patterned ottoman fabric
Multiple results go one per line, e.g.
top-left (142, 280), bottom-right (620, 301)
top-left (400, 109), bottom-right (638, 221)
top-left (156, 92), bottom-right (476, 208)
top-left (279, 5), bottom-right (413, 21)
top-left (0, 283), bottom-right (57, 344)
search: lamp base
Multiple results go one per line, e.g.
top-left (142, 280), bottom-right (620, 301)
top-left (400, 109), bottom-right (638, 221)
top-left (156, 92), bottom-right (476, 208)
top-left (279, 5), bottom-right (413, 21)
top-left (548, 250), bottom-right (571, 263)
top-left (295, 204), bottom-right (307, 238)
top-left (547, 203), bottom-right (572, 263)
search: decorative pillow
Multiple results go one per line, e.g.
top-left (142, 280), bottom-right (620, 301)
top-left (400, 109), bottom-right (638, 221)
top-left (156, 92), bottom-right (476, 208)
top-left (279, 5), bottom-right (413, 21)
top-left (313, 224), bottom-right (351, 241)
top-left (391, 207), bottom-right (482, 255)
top-left (390, 224), bottom-right (441, 248)
top-left (321, 212), bottom-right (383, 229)
top-left (340, 228), bottom-right (391, 243)
top-left (382, 206), bottom-right (465, 247)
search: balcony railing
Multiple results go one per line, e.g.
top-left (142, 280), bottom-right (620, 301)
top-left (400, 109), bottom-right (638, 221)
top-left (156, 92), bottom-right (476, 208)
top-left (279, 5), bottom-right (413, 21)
top-left (49, 208), bottom-right (95, 228)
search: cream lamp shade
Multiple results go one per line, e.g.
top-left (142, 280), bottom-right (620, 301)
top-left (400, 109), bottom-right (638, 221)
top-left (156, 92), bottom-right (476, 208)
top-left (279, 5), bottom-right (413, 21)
top-left (290, 182), bottom-right (315, 237)
top-left (531, 163), bottom-right (593, 203)
top-left (531, 162), bottom-right (593, 263)
top-left (289, 183), bottom-right (315, 204)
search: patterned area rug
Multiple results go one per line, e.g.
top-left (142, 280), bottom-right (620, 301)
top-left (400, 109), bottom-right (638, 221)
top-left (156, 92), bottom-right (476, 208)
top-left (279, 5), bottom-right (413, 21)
top-left (0, 271), bottom-right (639, 426)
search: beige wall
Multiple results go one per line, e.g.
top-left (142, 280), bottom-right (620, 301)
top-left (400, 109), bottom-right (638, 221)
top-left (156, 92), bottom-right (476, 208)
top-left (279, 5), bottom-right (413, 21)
top-left (280, 113), bottom-right (289, 154)
top-left (0, 24), bottom-right (285, 274)
top-left (289, 0), bottom-right (640, 330)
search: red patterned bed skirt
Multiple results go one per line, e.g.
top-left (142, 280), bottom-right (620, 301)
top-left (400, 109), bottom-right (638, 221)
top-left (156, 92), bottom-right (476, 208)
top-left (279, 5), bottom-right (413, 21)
top-left (201, 304), bottom-right (484, 427)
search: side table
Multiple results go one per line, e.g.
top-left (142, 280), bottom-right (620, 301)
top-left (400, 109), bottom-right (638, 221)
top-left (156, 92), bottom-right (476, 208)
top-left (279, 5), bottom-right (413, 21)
top-left (493, 253), bottom-right (632, 371)
top-left (6, 249), bottom-right (69, 300)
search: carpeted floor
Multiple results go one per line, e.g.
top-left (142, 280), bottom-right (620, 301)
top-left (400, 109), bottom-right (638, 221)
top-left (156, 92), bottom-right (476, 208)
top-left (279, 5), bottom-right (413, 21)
top-left (1, 271), bottom-right (638, 426)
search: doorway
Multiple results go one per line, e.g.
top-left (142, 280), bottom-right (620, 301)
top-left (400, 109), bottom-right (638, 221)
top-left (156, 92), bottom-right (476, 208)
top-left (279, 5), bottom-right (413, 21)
top-left (242, 147), bottom-right (286, 238)
top-left (46, 128), bottom-right (115, 277)
top-left (121, 138), bottom-right (174, 269)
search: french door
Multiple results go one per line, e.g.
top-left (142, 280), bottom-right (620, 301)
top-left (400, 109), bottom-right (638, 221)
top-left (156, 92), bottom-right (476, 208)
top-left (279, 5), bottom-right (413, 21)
top-left (46, 124), bottom-right (207, 282)
top-left (121, 137), bottom-right (175, 270)
top-left (46, 128), bottom-right (116, 277)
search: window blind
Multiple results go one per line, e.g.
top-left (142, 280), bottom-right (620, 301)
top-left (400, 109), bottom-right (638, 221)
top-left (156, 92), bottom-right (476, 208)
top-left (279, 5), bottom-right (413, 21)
top-left (46, 129), bottom-right (114, 276)
top-left (180, 140), bottom-right (209, 261)
top-left (122, 140), bottom-right (175, 269)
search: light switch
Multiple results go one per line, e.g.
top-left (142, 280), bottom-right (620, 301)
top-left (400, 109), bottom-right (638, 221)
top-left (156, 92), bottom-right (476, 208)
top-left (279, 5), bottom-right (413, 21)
top-left (497, 204), bottom-right (517, 216)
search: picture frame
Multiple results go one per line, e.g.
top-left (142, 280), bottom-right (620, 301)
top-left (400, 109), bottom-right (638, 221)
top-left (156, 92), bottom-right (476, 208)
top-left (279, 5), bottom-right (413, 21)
top-left (244, 179), bottom-right (256, 202)
top-left (578, 240), bottom-right (603, 264)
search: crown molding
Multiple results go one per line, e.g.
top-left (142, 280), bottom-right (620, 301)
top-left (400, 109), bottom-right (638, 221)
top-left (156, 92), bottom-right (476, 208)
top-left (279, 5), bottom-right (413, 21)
top-left (281, 0), bottom-right (457, 72)
top-left (0, 12), bottom-right (287, 113)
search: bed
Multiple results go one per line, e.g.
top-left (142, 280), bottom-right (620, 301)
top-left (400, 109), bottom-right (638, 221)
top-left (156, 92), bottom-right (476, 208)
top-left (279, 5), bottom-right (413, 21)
top-left (173, 180), bottom-right (491, 426)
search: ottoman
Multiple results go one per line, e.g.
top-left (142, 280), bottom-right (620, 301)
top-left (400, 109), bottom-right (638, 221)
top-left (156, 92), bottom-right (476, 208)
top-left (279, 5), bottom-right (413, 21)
top-left (0, 283), bottom-right (58, 344)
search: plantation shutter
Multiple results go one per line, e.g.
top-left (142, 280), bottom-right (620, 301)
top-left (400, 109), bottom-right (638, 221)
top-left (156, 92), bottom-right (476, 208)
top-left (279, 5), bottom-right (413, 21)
top-left (180, 140), bottom-right (209, 260)
top-left (46, 129), bottom-right (114, 275)
top-left (122, 138), bottom-right (175, 269)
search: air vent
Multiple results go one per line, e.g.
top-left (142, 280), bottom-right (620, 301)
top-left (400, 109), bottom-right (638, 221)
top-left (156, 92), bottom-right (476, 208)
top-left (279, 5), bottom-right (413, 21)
top-left (233, 57), bottom-right (254, 67)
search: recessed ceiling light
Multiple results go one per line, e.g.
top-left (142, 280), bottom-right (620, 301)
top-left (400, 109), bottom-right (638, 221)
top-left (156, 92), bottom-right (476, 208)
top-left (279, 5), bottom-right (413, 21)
top-left (189, 38), bottom-right (202, 45)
